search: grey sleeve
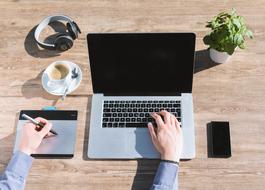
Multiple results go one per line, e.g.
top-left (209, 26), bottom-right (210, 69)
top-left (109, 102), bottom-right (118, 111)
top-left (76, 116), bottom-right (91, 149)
top-left (150, 161), bottom-right (179, 190)
top-left (0, 151), bottom-right (33, 190)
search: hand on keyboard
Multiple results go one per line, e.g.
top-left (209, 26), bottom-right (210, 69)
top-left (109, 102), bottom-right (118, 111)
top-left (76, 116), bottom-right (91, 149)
top-left (148, 110), bottom-right (183, 162)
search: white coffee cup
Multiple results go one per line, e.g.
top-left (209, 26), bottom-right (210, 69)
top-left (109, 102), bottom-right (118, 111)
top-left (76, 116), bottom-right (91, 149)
top-left (45, 61), bottom-right (72, 91)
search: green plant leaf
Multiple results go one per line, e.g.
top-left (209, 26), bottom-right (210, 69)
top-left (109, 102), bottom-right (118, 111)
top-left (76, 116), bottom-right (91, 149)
top-left (225, 43), bottom-right (236, 55)
top-left (233, 34), bottom-right (239, 44)
top-left (203, 9), bottom-right (253, 53)
top-left (233, 19), bottom-right (241, 29)
top-left (246, 30), bottom-right (254, 39)
top-left (234, 34), bottom-right (243, 45)
top-left (239, 42), bottom-right (246, 49)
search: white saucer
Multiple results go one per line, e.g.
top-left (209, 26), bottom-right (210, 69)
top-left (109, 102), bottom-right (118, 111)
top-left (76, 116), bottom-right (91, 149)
top-left (42, 61), bottom-right (82, 96)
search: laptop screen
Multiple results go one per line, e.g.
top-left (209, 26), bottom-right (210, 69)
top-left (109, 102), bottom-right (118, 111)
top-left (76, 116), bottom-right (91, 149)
top-left (87, 33), bottom-right (195, 95)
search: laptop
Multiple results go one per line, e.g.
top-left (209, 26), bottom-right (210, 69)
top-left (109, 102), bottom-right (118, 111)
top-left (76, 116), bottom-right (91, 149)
top-left (87, 33), bottom-right (196, 159)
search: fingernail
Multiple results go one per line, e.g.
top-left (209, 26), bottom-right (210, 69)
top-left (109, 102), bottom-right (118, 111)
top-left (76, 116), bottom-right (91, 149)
top-left (148, 122), bottom-right (152, 126)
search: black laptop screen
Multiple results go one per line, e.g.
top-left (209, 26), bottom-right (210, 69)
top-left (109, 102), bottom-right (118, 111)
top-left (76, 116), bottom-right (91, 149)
top-left (87, 33), bottom-right (196, 95)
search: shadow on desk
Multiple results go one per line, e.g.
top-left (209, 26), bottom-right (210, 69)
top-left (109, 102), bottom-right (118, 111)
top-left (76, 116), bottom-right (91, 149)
top-left (21, 70), bottom-right (60, 105)
top-left (131, 160), bottom-right (159, 190)
top-left (0, 133), bottom-right (16, 168)
top-left (24, 21), bottom-right (67, 58)
top-left (194, 49), bottom-right (221, 73)
top-left (0, 113), bottom-right (19, 172)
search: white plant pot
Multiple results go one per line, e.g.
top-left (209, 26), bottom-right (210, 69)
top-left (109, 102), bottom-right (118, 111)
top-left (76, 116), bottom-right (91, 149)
top-left (209, 48), bottom-right (231, 64)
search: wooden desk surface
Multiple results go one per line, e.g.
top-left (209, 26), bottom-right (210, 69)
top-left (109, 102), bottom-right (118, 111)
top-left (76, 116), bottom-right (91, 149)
top-left (0, 0), bottom-right (265, 189)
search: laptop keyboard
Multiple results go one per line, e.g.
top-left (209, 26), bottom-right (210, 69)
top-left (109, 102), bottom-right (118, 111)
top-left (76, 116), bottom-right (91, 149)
top-left (102, 100), bottom-right (181, 128)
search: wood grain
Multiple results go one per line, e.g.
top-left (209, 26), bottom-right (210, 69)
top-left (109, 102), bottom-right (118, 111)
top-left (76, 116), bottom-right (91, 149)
top-left (0, 0), bottom-right (265, 189)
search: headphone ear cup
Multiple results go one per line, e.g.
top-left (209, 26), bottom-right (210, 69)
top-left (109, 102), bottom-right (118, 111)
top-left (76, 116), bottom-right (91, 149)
top-left (66, 22), bottom-right (78, 40)
top-left (54, 35), bottom-right (73, 51)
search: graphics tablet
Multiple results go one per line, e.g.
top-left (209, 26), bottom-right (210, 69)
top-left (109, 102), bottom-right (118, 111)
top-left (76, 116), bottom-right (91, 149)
top-left (14, 110), bottom-right (78, 157)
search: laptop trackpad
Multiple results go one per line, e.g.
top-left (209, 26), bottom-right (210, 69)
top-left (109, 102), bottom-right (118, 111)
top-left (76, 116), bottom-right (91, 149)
top-left (127, 129), bottom-right (158, 157)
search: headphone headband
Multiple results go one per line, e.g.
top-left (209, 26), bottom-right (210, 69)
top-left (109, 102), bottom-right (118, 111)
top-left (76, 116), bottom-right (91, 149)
top-left (34, 15), bottom-right (78, 50)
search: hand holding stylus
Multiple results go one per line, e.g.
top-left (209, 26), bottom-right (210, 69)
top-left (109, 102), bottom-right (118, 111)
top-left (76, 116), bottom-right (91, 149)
top-left (19, 117), bottom-right (53, 155)
top-left (22, 114), bottom-right (57, 135)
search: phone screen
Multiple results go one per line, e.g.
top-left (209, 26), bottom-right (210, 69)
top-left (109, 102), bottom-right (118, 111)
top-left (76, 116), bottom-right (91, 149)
top-left (210, 121), bottom-right (231, 158)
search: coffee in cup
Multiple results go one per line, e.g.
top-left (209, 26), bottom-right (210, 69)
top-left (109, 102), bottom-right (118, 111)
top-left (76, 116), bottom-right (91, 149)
top-left (45, 61), bottom-right (72, 90)
top-left (50, 64), bottom-right (70, 80)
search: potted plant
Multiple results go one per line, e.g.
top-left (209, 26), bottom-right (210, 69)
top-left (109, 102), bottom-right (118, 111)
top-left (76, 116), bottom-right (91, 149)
top-left (203, 9), bottom-right (253, 63)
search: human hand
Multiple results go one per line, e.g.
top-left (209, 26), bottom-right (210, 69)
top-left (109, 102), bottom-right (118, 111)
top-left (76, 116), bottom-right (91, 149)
top-left (148, 110), bottom-right (183, 162)
top-left (19, 117), bottom-right (52, 155)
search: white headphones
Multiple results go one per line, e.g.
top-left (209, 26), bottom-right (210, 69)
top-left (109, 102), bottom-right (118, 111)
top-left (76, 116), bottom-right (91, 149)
top-left (34, 15), bottom-right (81, 51)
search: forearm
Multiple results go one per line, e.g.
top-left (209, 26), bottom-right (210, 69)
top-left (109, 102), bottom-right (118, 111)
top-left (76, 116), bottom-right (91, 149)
top-left (150, 161), bottom-right (179, 190)
top-left (0, 151), bottom-right (33, 190)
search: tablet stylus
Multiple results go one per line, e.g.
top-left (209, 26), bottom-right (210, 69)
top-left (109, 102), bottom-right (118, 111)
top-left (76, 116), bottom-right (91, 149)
top-left (22, 114), bottom-right (58, 135)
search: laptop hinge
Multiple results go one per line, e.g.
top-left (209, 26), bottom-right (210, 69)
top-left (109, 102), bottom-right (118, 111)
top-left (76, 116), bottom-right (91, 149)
top-left (103, 92), bottom-right (181, 96)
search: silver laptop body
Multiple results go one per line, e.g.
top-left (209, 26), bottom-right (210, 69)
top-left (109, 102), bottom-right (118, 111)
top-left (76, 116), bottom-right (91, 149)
top-left (87, 33), bottom-right (196, 159)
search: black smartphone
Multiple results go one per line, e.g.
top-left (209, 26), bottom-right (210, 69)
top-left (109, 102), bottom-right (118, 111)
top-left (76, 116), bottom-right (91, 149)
top-left (207, 121), bottom-right (231, 158)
